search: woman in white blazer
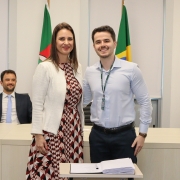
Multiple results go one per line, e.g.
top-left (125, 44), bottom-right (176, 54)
top-left (26, 22), bottom-right (84, 180)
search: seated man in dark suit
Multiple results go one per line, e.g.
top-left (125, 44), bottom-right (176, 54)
top-left (0, 70), bottom-right (32, 124)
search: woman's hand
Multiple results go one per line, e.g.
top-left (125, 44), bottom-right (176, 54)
top-left (35, 134), bottom-right (48, 154)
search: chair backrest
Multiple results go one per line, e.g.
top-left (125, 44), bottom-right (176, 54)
top-left (83, 102), bottom-right (93, 126)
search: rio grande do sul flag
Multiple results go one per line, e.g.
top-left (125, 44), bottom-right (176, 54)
top-left (38, 4), bottom-right (52, 64)
top-left (115, 5), bottom-right (132, 62)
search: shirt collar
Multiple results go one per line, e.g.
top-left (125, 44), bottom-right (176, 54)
top-left (95, 56), bottom-right (122, 70)
top-left (113, 56), bottom-right (122, 68)
top-left (3, 92), bottom-right (15, 98)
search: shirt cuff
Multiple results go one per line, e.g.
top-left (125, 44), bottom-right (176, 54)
top-left (139, 123), bottom-right (149, 133)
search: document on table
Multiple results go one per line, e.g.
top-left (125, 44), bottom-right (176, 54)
top-left (99, 158), bottom-right (135, 174)
top-left (70, 158), bottom-right (135, 174)
top-left (70, 163), bottom-right (102, 174)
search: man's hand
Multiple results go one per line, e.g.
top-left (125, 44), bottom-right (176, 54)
top-left (131, 135), bottom-right (145, 155)
top-left (35, 134), bottom-right (48, 154)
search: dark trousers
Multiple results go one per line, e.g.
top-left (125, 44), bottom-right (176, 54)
top-left (89, 126), bottom-right (137, 180)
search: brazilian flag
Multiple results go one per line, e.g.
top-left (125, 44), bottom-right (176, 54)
top-left (115, 5), bottom-right (132, 62)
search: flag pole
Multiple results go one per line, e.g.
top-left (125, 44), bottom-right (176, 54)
top-left (122, 0), bottom-right (124, 16)
top-left (47, 0), bottom-right (50, 8)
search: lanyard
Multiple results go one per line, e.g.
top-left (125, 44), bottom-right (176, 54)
top-left (100, 61), bottom-right (114, 110)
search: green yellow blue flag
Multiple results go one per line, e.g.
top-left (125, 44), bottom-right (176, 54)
top-left (115, 5), bottom-right (132, 62)
top-left (38, 4), bottom-right (52, 64)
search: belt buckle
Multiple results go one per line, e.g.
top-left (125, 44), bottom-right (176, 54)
top-left (104, 128), bottom-right (107, 134)
top-left (104, 128), bottom-right (115, 134)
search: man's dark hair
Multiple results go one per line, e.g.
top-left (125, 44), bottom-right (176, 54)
top-left (1, 70), bottom-right (16, 81)
top-left (92, 25), bottom-right (116, 42)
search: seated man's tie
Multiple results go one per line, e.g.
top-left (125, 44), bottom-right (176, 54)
top-left (6, 95), bottom-right (12, 123)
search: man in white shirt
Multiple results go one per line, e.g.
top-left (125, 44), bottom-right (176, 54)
top-left (0, 70), bottom-right (32, 124)
top-left (83, 25), bottom-right (152, 180)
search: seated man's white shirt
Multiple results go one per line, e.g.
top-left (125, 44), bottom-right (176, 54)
top-left (1, 92), bottom-right (20, 124)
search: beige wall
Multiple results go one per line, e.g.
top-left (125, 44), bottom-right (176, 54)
top-left (170, 0), bottom-right (180, 127)
top-left (1, 0), bottom-right (180, 127)
top-left (7, 0), bottom-right (163, 97)
top-left (161, 0), bottom-right (180, 127)
top-left (0, 0), bottom-right (8, 92)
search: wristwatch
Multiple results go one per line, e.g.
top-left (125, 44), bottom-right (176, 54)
top-left (139, 132), bottom-right (147, 138)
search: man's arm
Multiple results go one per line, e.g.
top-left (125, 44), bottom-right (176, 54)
top-left (131, 64), bottom-right (152, 155)
top-left (131, 64), bottom-right (152, 133)
top-left (83, 68), bottom-right (93, 108)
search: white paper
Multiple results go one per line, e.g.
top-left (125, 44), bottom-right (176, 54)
top-left (70, 158), bottom-right (135, 175)
top-left (70, 163), bottom-right (102, 174)
top-left (100, 158), bottom-right (135, 174)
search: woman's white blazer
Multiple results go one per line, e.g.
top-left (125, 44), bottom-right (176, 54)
top-left (31, 61), bottom-right (84, 135)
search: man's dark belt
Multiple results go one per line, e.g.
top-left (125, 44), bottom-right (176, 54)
top-left (93, 122), bottom-right (134, 134)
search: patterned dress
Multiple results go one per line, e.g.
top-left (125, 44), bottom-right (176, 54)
top-left (26, 63), bottom-right (83, 180)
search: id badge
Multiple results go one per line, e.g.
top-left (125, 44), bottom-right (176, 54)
top-left (101, 95), bottom-right (105, 110)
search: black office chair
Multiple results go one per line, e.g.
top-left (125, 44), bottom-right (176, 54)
top-left (83, 102), bottom-right (93, 126)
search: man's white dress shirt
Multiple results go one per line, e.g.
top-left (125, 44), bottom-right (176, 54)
top-left (83, 57), bottom-right (152, 133)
